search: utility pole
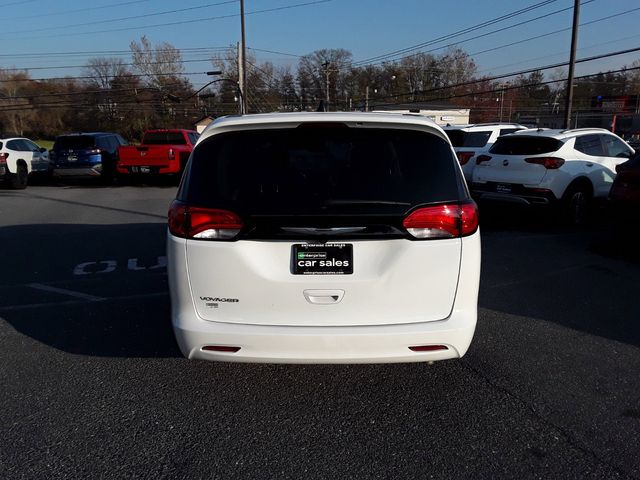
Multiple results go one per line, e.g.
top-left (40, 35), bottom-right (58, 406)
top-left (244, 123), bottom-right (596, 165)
top-left (564, 0), bottom-right (580, 129)
top-left (499, 87), bottom-right (505, 122)
top-left (322, 61), bottom-right (330, 106)
top-left (365, 85), bottom-right (369, 112)
top-left (239, 0), bottom-right (248, 114)
top-left (237, 42), bottom-right (244, 114)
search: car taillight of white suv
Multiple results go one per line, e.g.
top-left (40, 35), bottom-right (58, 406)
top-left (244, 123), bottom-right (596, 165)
top-left (167, 112), bottom-right (481, 364)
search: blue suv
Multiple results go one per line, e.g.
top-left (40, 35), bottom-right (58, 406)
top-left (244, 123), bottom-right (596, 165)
top-left (51, 132), bottom-right (128, 182)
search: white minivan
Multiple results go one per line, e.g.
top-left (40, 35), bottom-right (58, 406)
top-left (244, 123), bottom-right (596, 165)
top-left (167, 112), bottom-right (480, 364)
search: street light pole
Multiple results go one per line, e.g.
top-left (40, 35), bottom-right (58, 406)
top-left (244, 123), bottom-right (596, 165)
top-left (564, 0), bottom-right (580, 129)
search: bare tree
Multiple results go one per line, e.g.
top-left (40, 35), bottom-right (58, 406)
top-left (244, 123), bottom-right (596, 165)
top-left (83, 57), bottom-right (129, 90)
top-left (130, 36), bottom-right (185, 90)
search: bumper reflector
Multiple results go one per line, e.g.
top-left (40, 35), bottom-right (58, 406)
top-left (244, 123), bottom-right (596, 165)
top-left (202, 345), bottom-right (241, 353)
top-left (409, 345), bottom-right (449, 352)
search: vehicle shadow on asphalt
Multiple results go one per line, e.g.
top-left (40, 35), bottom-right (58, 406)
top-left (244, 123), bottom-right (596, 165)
top-left (0, 222), bottom-right (182, 358)
top-left (478, 202), bottom-right (640, 348)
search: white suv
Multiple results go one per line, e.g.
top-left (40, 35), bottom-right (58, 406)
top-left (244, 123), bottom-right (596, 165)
top-left (167, 112), bottom-right (480, 364)
top-left (443, 123), bottom-right (526, 183)
top-left (471, 128), bottom-right (634, 222)
top-left (0, 137), bottom-right (50, 189)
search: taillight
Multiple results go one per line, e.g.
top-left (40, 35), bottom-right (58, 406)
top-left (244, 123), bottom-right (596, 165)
top-left (168, 200), bottom-right (243, 240)
top-left (402, 201), bottom-right (478, 239)
top-left (476, 154), bottom-right (491, 165)
top-left (168, 148), bottom-right (175, 160)
top-left (525, 157), bottom-right (565, 169)
top-left (456, 151), bottom-right (475, 165)
top-left (0, 152), bottom-right (8, 164)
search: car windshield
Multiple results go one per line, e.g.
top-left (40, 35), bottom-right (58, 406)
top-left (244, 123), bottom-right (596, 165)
top-left (53, 136), bottom-right (95, 150)
top-left (143, 132), bottom-right (187, 145)
top-left (445, 130), bottom-right (492, 147)
top-left (490, 136), bottom-right (563, 155)
top-left (181, 126), bottom-right (462, 215)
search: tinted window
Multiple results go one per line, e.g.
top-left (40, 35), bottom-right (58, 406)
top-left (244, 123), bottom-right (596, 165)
top-left (95, 137), bottom-right (111, 151)
top-left (24, 140), bottom-right (40, 152)
top-left (143, 131), bottom-right (187, 145)
top-left (188, 132), bottom-right (199, 145)
top-left (116, 134), bottom-right (128, 146)
top-left (602, 135), bottom-right (632, 158)
top-left (445, 130), bottom-right (491, 148)
top-left (6, 140), bottom-right (24, 151)
top-left (574, 135), bottom-right (605, 156)
top-left (490, 136), bottom-right (563, 155)
top-left (181, 127), bottom-right (461, 216)
top-left (499, 128), bottom-right (520, 136)
top-left (54, 135), bottom-right (96, 150)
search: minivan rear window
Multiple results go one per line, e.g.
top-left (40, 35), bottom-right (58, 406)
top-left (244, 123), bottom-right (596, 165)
top-left (54, 135), bottom-right (95, 150)
top-left (181, 127), bottom-right (461, 216)
top-left (490, 136), bottom-right (563, 155)
top-left (143, 131), bottom-right (187, 145)
top-left (445, 130), bottom-right (492, 148)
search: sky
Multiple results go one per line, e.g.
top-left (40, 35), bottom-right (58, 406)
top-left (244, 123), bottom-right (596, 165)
top-left (0, 0), bottom-right (638, 89)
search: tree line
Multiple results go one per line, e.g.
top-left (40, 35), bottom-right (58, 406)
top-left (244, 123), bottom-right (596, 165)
top-left (0, 36), bottom-right (638, 141)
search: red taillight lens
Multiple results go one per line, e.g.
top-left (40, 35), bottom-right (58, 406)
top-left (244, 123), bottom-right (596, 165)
top-left (402, 202), bottom-right (478, 239)
top-left (456, 151), bottom-right (475, 165)
top-left (525, 157), bottom-right (565, 169)
top-left (168, 200), bottom-right (243, 240)
top-left (168, 148), bottom-right (175, 160)
top-left (476, 154), bottom-right (491, 165)
top-left (0, 152), bottom-right (8, 164)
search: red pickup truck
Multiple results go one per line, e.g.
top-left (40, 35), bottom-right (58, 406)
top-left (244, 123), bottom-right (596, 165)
top-left (117, 129), bottom-right (199, 177)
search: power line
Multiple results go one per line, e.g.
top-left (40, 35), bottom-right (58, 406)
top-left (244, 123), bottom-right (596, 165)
top-left (2, 0), bottom-right (152, 21)
top-left (351, 0), bottom-right (562, 67)
top-left (1, 0), bottom-right (238, 36)
top-left (2, 0), bottom-right (333, 41)
top-left (361, 46), bottom-right (640, 105)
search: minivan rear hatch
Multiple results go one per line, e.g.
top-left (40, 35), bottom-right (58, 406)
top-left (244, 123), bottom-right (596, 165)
top-left (180, 123), bottom-right (467, 327)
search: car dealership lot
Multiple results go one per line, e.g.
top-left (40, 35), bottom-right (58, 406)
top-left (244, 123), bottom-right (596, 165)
top-left (1, 185), bottom-right (639, 479)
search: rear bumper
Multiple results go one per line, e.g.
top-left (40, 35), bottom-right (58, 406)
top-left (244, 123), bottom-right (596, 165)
top-left (173, 316), bottom-right (476, 364)
top-left (54, 165), bottom-right (102, 177)
top-left (472, 182), bottom-right (557, 205)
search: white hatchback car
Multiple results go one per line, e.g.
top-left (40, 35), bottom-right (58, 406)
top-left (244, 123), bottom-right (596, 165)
top-left (0, 137), bottom-right (50, 189)
top-left (471, 128), bottom-right (634, 222)
top-left (443, 123), bottom-right (526, 183)
top-left (168, 112), bottom-right (480, 364)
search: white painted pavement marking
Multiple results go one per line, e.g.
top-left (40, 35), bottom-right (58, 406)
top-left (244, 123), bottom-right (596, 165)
top-left (27, 283), bottom-right (105, 302)
top-left (73, 256), bottom-right (166, 275)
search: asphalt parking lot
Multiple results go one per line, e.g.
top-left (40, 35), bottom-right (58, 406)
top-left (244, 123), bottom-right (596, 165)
top-left (1, 183), bottom-right (639, 479)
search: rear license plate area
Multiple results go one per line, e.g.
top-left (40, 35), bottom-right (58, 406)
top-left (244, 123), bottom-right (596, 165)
top-left (292, 243), bottom-right (353, 275)
top-left (496, 183), bottom-right (512, 194)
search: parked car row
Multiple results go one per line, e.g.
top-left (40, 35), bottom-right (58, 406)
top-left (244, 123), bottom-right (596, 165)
top-left (1, 129), bottom-right (199, 189)
top-left (445, 123), bottom-right (637, 223)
